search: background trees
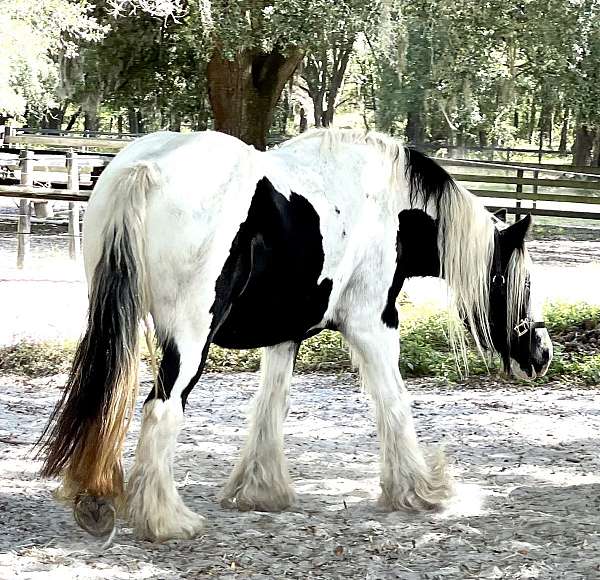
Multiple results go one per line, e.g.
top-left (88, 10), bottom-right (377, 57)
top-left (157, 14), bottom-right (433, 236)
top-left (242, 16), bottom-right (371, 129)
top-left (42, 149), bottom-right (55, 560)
top-left (2, 0), bottom-right (600, 163)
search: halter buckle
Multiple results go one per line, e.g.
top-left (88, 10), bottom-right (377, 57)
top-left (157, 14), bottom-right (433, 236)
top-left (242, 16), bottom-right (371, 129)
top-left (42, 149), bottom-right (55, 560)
top-left (514, 318), bottom-right (531, 337)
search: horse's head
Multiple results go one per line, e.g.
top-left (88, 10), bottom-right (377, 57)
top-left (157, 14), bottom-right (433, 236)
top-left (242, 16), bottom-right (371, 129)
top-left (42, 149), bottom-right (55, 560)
top-left (487, 214), bottom-right (552, 379)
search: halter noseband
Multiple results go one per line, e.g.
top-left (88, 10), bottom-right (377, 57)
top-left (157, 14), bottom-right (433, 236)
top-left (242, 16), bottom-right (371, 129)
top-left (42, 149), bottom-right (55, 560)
top-left (514, 318), bottom-right (546, 338)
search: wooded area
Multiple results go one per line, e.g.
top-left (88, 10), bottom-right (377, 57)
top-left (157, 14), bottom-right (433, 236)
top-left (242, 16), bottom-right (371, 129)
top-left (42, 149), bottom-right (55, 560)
top-left (2, 0), bottom-right (600, 161)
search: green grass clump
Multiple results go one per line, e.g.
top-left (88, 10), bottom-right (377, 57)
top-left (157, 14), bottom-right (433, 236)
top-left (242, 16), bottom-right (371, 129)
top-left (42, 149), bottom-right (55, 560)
top-left (0, 340), bottom-right (76, 377)
top-left (543, 301), bottom-right (600, 333)
top-left (1, 301), bottom-right (598, 385)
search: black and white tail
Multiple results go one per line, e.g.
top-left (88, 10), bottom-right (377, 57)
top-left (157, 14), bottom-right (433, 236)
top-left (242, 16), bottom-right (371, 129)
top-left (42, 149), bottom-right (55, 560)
top-left (38, 162), bottom-right (159, 500)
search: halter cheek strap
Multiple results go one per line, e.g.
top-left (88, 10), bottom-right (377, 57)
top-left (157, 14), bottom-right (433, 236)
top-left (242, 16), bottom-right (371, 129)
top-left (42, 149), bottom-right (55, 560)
top-left (490, 238), bottom-right (546, 338)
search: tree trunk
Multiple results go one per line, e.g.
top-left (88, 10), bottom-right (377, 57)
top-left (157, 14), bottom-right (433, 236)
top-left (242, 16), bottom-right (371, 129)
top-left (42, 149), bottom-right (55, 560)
top-left (299, 107), bottom-right (307, 133)
top-left (65, 107), bottom-right (82, 131)
top-left (592, 129), bottom-right (600, 167)
top-left (539, 102), bottom-right (554, 148)
top-left (322, 38), bottom-right (355, 127)
top-left (207, 46), bottom-right (303, 150)
top-left (406, 111), bottom-right (425, 145)
top-left (137, 110), bottom-right (145, 134)
top-left (313, 95), bottom-right (324, 128)
top-left (559, 107), bottom-right (570, 154)
top-left (572, 125), bottom-right (595, 166)
top-left (169, 112), bottom-right (182, 132)
top-left (302, 52), bottom-right (326, 128)
top-left (527, 98), bottom-right (537, 143)
top-left (84, 110), bottom-right (99, 132)
top-left (278, 81), bottom-right (292, 134)
top-left (194, 98), bottom-right (210, 131)
top-left (128, 108), bottom-right (139, 133)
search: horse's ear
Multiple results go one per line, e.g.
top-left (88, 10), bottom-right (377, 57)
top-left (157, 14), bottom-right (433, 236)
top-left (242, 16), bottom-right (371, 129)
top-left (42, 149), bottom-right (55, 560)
top-left (500, 214), bottom-right (531, 250)
top-left (493, 208), bottom-right (507, 222)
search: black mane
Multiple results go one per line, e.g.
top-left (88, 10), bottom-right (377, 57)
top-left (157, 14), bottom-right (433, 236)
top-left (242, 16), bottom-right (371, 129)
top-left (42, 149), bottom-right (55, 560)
top-left (404, 147), bottom-right (455, 212)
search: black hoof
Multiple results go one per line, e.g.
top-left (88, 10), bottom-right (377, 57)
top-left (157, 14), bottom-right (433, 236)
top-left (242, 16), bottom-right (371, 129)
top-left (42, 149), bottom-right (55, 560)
top-left (73, 494), bottom-right (116, 538)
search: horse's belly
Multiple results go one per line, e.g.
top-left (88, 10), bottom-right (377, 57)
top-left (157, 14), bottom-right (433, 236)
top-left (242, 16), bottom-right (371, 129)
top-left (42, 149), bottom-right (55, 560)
top-left (212, 275), bottom-right (333, 349)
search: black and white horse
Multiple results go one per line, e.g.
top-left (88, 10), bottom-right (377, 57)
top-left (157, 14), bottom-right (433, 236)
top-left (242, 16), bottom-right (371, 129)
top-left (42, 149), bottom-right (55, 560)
top-left (39, 129), bottom-right (552, 541)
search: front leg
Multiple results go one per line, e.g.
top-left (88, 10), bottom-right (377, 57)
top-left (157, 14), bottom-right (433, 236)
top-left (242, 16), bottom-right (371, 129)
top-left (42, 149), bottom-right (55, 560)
top-left (345, 325), bottom-right (452, 511)
top-left (221, 341), bottom-right (297, 512)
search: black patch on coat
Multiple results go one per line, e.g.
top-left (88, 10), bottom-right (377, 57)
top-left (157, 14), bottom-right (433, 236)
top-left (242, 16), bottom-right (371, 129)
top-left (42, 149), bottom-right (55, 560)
top-left (382, 209), bottom-right (440, 328)
top-left (149, 338), bottom-right (180, 402)
top-left (211, 177), bottom-right (333, 349)
top-left (404, 147), bottom-right (454, 211)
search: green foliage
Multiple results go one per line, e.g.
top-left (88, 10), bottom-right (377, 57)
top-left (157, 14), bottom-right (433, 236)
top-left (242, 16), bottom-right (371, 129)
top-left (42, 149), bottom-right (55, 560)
top-left (0, 340), bottom-right (76, 377)
top-left (0, 0), bottom-right (103, 117)
top-left (3, 303), bottom-right (598, 386)
top-left (544, 302), bottom-right (600, 333)
top-left (4, 0), bottom-right (599, 150)
top-left (358, 0), bottom-right (600, 148)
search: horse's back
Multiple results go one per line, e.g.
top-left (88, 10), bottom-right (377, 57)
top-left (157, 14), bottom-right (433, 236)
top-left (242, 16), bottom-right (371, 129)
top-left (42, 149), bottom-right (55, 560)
top-left (88, 130), bottom-right (255, 212)
top-left (83, 131), bottom-right (259, 286)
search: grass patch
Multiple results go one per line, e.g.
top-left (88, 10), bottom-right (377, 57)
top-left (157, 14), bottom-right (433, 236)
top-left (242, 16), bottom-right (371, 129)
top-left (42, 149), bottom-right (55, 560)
top-left (0, 340), bottom-right (76, 377)
top-left (544, 301), bottom-right (600, 333)
top-left (1, 301), bottom-right (598, 385)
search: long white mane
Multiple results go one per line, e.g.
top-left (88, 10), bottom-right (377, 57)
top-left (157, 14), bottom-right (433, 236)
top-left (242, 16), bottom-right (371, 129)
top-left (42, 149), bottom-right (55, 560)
top-left (280, 129), bottom-right (528, 369)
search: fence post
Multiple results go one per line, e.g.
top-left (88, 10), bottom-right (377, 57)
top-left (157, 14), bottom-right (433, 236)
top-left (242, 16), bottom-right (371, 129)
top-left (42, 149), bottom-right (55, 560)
top-left (3, 126), bottom-right (15, 146)
top-left (17, 150), bottom-right (34, 268)
top-left (33, 148), bottom-right (53, 216)
top-left (66, 149), bottom-right (81, 260)
top-left (515, 168), bottom-right (523, 222)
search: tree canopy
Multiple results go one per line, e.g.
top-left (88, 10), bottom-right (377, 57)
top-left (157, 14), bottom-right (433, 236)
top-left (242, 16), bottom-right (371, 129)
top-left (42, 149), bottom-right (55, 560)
top-left (2, 0), bottom-right (600, 162)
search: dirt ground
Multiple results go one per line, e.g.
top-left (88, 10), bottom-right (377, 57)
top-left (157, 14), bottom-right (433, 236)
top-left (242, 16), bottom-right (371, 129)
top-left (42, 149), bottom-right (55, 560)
top-left (2, 373), bottom-right (600, 580)
top-left (1, 205), bottom-right (600, 579)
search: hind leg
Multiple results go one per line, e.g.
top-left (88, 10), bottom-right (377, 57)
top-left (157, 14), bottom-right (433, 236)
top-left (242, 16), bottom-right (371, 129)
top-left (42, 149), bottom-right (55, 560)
top-left (221, 341), bottom-right (297, 512)
top-left (126, 331), bottom-right (209, 541)
top-left (344, 324), bottom-right (452, 511)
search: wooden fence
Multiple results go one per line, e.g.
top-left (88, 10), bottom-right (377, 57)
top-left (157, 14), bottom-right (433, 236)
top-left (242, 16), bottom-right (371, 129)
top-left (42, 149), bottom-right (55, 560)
top-left (1, 137), bottom-right (599, 268)
top-left (438, 158), bottom-right (600, 221)
top-left (0, 149), bottom-right (102, 267)
top-left (420, 142), bottom-right (568, 164)
top-left (1, 126), bottom-right (135, 152)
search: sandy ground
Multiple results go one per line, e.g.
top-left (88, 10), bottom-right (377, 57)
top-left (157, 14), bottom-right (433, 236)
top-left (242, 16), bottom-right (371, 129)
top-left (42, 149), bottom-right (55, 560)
top-left (2, 373), bottom-right (600, 579)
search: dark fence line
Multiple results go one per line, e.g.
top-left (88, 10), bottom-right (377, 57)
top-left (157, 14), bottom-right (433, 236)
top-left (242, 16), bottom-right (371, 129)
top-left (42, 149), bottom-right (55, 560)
top-left (1, 141), bottom-right (599, 268)
top-left (1, 127), bottom-right (589, 165)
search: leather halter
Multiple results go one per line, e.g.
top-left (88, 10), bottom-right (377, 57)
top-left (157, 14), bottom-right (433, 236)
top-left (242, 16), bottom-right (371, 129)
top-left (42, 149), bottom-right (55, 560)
top-left (490, 244), bottom-right (546, 338)
top-left (514, 318), bottom-right (546, 337)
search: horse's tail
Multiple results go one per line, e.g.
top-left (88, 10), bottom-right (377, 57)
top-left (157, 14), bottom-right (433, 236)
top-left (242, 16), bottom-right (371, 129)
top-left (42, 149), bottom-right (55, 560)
top-left (38, 161), bottom-right (160, 501)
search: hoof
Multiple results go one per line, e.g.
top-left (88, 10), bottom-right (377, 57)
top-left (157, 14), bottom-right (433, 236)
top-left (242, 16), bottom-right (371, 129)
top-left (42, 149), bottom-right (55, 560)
top-left (73, 495), bottom-right (116, 538)
top-left (221, 485), bottom-right (296, 512)
top-left (129, 506), bottom-right (206, 542)
top-left (378, 489), bottom-right (446, 512)
top-left (379, 451), bottom-right (453, 513)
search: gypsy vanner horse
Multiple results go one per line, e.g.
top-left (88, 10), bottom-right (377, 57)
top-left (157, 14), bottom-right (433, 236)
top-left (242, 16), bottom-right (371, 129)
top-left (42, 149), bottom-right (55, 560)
top-left (38, 129), bottom-right (552, 541)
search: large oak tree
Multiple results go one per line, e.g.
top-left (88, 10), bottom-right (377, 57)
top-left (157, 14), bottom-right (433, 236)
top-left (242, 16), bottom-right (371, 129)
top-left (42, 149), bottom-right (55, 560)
top-left (109, 0), bottom-right (382, 149)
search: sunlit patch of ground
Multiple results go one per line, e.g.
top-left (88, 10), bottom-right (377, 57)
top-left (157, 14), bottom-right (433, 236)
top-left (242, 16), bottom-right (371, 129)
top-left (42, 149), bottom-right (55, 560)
top-left (2, 374), bottom-right (600, 578)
